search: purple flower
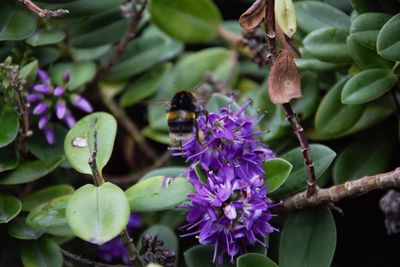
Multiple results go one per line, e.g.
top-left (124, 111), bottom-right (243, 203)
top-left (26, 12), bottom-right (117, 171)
top-left (177, 99), bottom-right (277, 264)
top-left (30, 69), bottom-right (93, 144)
top-left (98, 213), bottom-right (142, 265)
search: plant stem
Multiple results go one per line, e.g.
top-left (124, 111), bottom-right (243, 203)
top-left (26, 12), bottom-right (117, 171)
top-left (18, 0), bottom-right (69, 18)
top-left (278, 167), bottom-right (400, 212)
top-left (264, 0), bottom-right (317, 198)
top-left (60, 248), bottom-right (131, 267)
top-left (120, 229), bottom-right (144, 267)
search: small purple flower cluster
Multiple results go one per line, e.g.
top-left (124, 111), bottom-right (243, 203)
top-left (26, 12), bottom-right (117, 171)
top-left (175, 99), bottom-right (277, 264)
top-left (28, 69), bottom-right (93, 144)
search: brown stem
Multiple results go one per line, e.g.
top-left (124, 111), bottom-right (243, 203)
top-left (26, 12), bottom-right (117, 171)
top-left (60, 248), bottom-right (131, 267)
top-left (18, 0), bottom-right (69, 18)
top-left (279, 167), bottom-right (400, 212)
top-left (264, 0), bottom-right (317, 198)
top-left (120, 229), bottom-right (144, 267)
top-left (99, 89), bottom-right (158, 161)
top-left (88, 118), bottom-right (105, 186)
top-left (90, 0), bottom-right (148, 86)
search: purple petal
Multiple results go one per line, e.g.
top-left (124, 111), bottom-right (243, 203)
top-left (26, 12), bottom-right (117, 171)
top-left (38, 69), bottom-right (49, 82)
top-left (38, 115), bottom-right (50, 129)
top-left (64, 113), bottom-right (76, 128)
top-left (44, 127), bottom-right (55, 144)
top-left (55, 101), bottom-right (66, 119)
top-left (54, 86), bottom-right (65, 96)
top-left (27, 93), bottom-right (40, 102)
top-left (33, 84), bottom-right (49, 94)
top-left (72, 95), bottom-right (93, 113)
top-left (33, 102), bottom-right (49, 115)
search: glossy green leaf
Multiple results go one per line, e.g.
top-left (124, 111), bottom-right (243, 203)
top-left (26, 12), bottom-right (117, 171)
top-left (341, 69), bottom-right (397, 104)
top-left (315, 78), bottom-right (366, 137)
top-left (377, 13), bottom-right (400, 61)
top-left (22, 184), bottom-right (74, 212)
top-left (126, 176), bottom-right (194, 212)
top-left (346, 36), bottom-right (394, 69)
top-left (7, 217), bottom-right (44, 240)
top-left (303, 27), bottom-right (352, 63)
top-left (69, 7), bottom-right (128, 48)
top-left (32, 46), bottom-right (61, 67)
top-left (263, 158), bottom-right (292, 193)
top-left (50, 61), bottom-right (97, 90)
top-left (71, 45), bottom-right (112, 61)
top-left (149, 0), bottom-right (222, 42)
top-left (142, 128), bottom-right (170, 145)
top-left (20, 60), bottom-right (39, 84)
top-left (120, 63), bottom-right (171, 107)
top-left (0, 1), bottom-right (37, 41)
top-left (280, 207), bottom-right (336, 267)
top-left (237, 253), bottom-right (278, 267)
top-left (292, 73), bottom-right (320, 120)
top-left (194, 162), bottom-right (208, 184)
top-left (333, 137), bottom-right (391, 184)
top-left (0, 145), bottom-right (18, 172)
top-left (269, 144), bottom-right (336, 198)
top-left (0, 106), bottom-right (19, 148)
top-left (294, 1), bottom-right (350, 33)
top-left (0, 195), bottom-right (22, 223)
top-left (0, 157), bottom-right (64, 185)
top-left (21, 238), bottom-right (63, 267)
top-left (295, 48), bottom-right (340, 72)
top-left (138, 224), bottom-right (178, 260)
top-left (64, 112), bottom-right (117, 175)
top-left (66, 182), bottom-right (130, 245)
top-left (26, 29), bottom-right (65, 46)
top-left (206, 93), bottom-right (240, 113)
top-left (141, 167), bottom-right (186, 180)
top-left (107, 35), bottom-right (167, 80)
top-left (184, 245), bottom-right (233, 267)
top-left (275, 0), bottom-right (296, 38)
top-left (350, 13), bottom-right (391, 50)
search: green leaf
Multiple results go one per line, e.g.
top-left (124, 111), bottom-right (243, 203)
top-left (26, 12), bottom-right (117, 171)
top-left (141, 167), bottom-right (186, 180)
top-left (291, 72), bottom-right (319, 120)
top-left (64, 112), bottom-right (117, 175)
top-left (263, 158), bottom-right (293, 193)
top-left (350, 13), bottom-right (391, 50)
top-left (22, 184), bottom-right (74, 212)
top-left (346, 36), bottom-right (394, 69)
top-left (71, 45), bottom-right (112, 61)
top-left (341, 69), bottom-right (397, 104)
top-left (269, 144), bottom-right (336, 198)
top-left (26, 29), bottom-right (65, 46)
top-left (142, 128), bottom-right (170, 145)
top-left (138, 224), bottom-right (178, 260)
top-left (149, 0), bottom-right (222, 42)
top-left (294, 1), bottom-right (350, 33)
top-left (295, 48), bottom-right (340, 72)
top-left (50, 61), bottom-right (97, 90)
top-left (194, 162), bottom-right (208, 183)
top-left (126, 176), bottom-right (194, 212)
top-left (7, 217), bottom-right (44, 240)
top-left (66, 182), bottom-right (130, 245)
top-left (20, 60), bottom-right (39, 84)
top-left (184, 245), bottom-right (233, 267)
top-left (0, 194), bottom-right (22, 223)
top-left (0, 145), bottom-right (18, 172)
top-left (275, 0), bottom-right (296, 38)
top-left (279, 207), bottom-right (336, 267)
top-left (0, 157), bottom-right (64, 185)
top-left (0, 106), bottom-right (19, 148)
top-left (315, 78), bottom-right (366, 137)
top-left (120, 63), bottom-right (171, 107)
top-left (107, 35), bottom-right (167, 80)
top-left (237, 253), bottom-right (278, 267)
top-left (377, 13), bottom-right (400, 61)
top-left (0, 1), bottom-right (37, 41)
top-left (303, 27), bottom-right (352, 63)
top-left (206, 93), bottom-right (240, 113)
top-left (333, 137), bottom-right (391, 184)
top-left (21, 238), bottom-right (63, 267)
top-left (32, 46), bottom-right (61, 67)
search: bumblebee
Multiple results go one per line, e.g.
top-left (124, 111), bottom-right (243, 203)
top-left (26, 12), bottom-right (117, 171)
top-left (166, 90), bottom-right (206, 146)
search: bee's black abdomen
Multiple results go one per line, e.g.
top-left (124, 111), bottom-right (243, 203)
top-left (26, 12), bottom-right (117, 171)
top-left (168, 119), bottom-right (194, 133)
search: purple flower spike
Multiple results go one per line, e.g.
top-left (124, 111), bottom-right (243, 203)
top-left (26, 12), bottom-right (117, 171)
top-left (37, 69), bottom-right (49, 82)
top-left (33, 102), bottom-right (49, 115)
top-left (55, 101), bottom-right (67, 119)
top-left (54, 86), bottom-right (65, 96)
top-left (33, 84), bottom-right (49, 94)
top-left (44, 127), bottom-right (55, 144)
top-left (72, 95), bottom-right (93, 113)
top-left (63, 71), bottom-right (71, 82)
top-left (27, 93), bottom-right (41, 103)
top-left (64, 113), bottom-right (76, 128)
top-left (38, 115), bottom-right (50, 129)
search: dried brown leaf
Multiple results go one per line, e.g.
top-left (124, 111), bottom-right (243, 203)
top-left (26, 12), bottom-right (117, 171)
top-left (239, 0), bottom-right (266, 30)
top-left (268, 49), bottom-right (302, 104)
top-left (275, 21), bottom-right (301, 58)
